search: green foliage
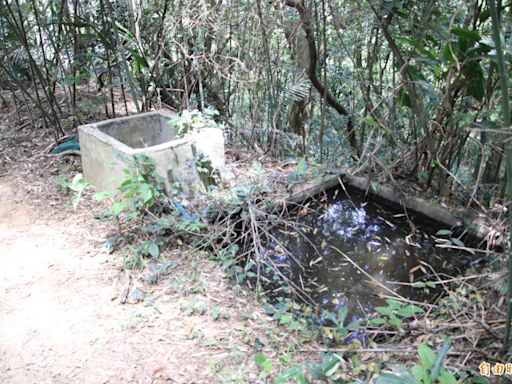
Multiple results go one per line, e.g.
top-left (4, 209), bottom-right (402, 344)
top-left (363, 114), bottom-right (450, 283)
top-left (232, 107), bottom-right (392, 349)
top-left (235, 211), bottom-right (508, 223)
top-left (274, 366), bottom-right (307, 384)
top-left (320, 306), bottom-right (360, 344)
top-left (178, 218), bottom-right (208, 234)
top-left (369, 299), bottom-right (424, 330)
top-left (254, 352), bottom-right (342, 383)
top-left (375, 339), bottom-right (457, 384)
top-left (434, 229), bottom-right (465, 248)
top-left (278, 74), bottom-right (310, 117)
top-left (67, 173), bottom-right (92, 210)
top-left (255, 354), bottom-right (274, 380)
top-left (180, 299), bottom-right (209, 316)
top-left (92, 155), bottom-right (169, 268)
top-left (169, 108), bottom-right (222, 138)
top-left (95, 155), bottom-right (165, 221)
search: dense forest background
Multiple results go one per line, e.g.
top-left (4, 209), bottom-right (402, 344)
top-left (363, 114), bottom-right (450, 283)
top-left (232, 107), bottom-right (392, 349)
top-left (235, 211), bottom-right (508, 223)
top-left (1, 0), bottom-right (510, 209)
top-left (1, 1), bottom-right (512, 378)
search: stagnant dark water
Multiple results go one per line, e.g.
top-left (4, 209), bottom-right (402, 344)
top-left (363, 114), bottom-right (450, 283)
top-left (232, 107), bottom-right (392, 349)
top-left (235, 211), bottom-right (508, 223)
top-left (269, 187), bottom-right (479, 319)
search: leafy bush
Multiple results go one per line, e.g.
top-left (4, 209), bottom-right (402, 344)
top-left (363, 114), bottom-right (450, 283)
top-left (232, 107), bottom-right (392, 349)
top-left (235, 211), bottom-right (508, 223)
top-left (375, 339), bottom-right (457, 384)
top-left (169, 108), bottom-right (222, 137)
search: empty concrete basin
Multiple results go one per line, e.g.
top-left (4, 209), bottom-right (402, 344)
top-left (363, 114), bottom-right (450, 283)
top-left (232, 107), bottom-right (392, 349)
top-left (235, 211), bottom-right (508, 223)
top-left (78, 110), bottom-right (225, 194)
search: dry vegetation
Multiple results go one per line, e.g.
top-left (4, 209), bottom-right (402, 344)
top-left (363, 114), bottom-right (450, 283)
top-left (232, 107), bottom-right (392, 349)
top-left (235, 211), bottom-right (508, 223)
top-left (1, 88), bottom-right (510, 384)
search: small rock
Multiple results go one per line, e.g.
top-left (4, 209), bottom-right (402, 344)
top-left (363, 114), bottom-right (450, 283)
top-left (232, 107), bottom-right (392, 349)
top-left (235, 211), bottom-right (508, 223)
top-left (130, 288), bottom-right (145, 303)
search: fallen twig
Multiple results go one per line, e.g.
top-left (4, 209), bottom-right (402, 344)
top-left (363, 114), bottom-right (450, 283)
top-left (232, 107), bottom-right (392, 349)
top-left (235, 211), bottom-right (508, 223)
top-left (119, 270), bottom-right (131, 304)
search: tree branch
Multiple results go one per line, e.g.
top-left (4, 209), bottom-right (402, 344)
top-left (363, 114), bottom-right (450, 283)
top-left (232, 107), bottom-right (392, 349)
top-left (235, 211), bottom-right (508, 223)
top-left (283, 0), bottom-right (359, 154)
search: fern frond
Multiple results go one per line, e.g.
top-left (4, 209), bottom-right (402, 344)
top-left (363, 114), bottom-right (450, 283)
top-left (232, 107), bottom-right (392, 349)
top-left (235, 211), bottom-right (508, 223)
top-left (278, 74), bottom-right (310, 116)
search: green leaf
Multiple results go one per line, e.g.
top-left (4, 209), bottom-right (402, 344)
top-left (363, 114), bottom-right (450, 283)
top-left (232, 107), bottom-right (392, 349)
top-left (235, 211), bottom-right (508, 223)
top-left (430, 338), bottom-right (451, 380)
top-left (254, 353), bottom-right (268, 365)
top-left (398, 90), bottom-right (412, 108)
top-left (255, 354), bottom-right (273, 378)
top-left (323, 357), bottom-right (340, 377)
top-left (438, 369), bottom-right (458, 384)
top-left (397, 304), bottom-right (424, 318)
top-left (132, 53), bottom-right (149, 75)
top-left (362, 116), bottom-right (378, 126)
top-left (139, 183), bottom-right (154, 203)
top-left (375, 365), bottom-right (419, 384)
top-left (146, 242), bottom-right (159, 258)
top-left (451, 237), bottom-right (465, 247)
top-left (93, 191), bottom-right (112, 201)
top-left (452, 28), bottom-right (481, 44)
top-left (112, 202), bottom-right (128, 216)
top-left (375, 306), bottom-right (393, 316)
top-left (465, 64), bottom-right (485, 101)
top-left (280, 315), bottom-right (292, 324)
top-left (211, 307), bottom-right (221, 320)
top-left (418, 344), bottom-right (436, 370)
top-left (278, 353), bottom-right (292, 366)
top-left (337, 306), bottom-right (348, 325)
top-left (295, 158), bottom-right (308, 175)
top-left (395, 36), bottom-right (437, 61)
top-left (375, 373), bottom-right (410, 384)
top-left (252, 161), bottom-right (263, 173)
top-left (370, 318), bottom-right (386, 326)
top-left (388, 315), bottom-right (402, 328)
top-left (385, 299), bottom-right (402, 310)
top-left (411, 365), bottom-right (430, 384)
top-left (274, 366), bottom-right (306, 384)
top-left (442, 43), bottom-right (456, 63)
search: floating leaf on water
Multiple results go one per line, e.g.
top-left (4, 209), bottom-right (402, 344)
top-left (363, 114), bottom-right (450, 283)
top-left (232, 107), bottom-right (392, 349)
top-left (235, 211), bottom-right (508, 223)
top-left (435, 229), bottom-right (452, 236)
top-left (409, 265), bottom-right (421, 274)
top-left (451, 237), bottom-right (465, 247)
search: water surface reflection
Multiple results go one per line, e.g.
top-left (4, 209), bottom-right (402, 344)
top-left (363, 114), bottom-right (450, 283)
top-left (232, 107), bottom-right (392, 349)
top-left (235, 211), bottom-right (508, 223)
top-left (271, 188), bottom-right (475, 319)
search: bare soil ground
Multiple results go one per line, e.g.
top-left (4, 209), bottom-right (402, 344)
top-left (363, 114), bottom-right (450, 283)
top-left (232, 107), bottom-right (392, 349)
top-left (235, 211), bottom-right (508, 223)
top-left (0, 109), bottom-right (290, 383)
top-left (0, 172), bottom-right (281, 383)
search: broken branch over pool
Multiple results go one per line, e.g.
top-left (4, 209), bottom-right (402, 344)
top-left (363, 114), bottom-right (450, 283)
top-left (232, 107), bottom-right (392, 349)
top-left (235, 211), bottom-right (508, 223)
top-left (281, 169), bottom-right (500, 243)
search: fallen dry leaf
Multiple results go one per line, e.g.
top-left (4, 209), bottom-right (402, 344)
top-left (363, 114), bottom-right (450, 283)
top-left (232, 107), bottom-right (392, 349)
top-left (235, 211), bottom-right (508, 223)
top-left (151, 361), bottom-right (166, 375)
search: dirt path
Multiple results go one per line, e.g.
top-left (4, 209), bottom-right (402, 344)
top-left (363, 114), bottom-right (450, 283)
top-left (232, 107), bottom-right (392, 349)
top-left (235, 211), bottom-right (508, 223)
top-left (0, 176), bottom-right (267, 383)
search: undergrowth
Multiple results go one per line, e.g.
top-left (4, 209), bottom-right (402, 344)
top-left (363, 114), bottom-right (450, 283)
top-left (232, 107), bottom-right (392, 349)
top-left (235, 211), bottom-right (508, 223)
top-left (64, 153), bottom-right (504, 383)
